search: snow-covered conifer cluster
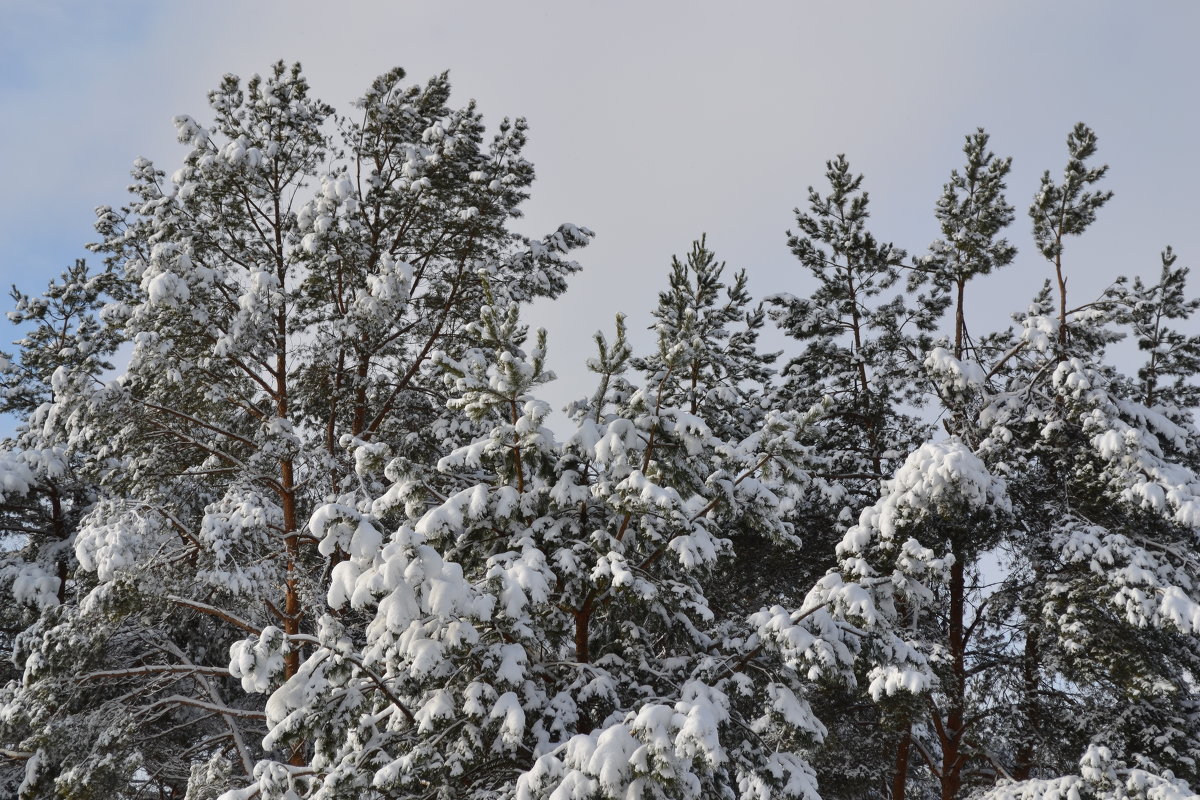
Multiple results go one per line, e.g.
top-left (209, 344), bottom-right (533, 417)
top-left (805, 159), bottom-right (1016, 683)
top-left (1, 65), bottom-right (1198, 800)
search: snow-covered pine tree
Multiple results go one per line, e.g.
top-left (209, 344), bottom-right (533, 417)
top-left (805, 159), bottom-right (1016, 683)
top-left (633, 235), bottom-right (776, 443)
top-left (893, 129), bottom-right (1017, 800)
top-left (1119, 247), bottom-right (1200, 443)
top-left (770, 156), bottom-right (932, 497)
top-left (0, 260), bottom-right (120, 618)
top-left (0, 260), bottom-right (126, 797)
top-left (629, 237), bottom-right (815, 617)
top-left (970, 125), bottom-right (1200, 796)
top-left (1, 62), bottom-right (589, 798)
top-left (767, 155), bottom-right (946, 800)
top-left (768, 154), bottom-right (946, 638)
top-left (797, 125), bottom-right (1200, 800)
top-left (226, 287), bottom-right (865, 799)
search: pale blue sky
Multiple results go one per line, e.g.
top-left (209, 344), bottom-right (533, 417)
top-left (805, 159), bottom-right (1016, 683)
top-left (2, 1), bottom-right (1197, 417)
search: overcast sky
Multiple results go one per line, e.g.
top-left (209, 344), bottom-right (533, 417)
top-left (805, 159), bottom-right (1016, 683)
top-left (2, 1), bottom-right (1198, 422)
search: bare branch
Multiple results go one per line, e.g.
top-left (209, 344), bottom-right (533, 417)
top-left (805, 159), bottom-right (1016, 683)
top-left (167, 595), bottom-right (261, 635)
top-left (143, 695), bottom-right (266, 720)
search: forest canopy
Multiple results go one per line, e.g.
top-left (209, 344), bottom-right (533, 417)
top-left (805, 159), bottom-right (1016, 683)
top-left (1, 62), bottom-right (1199, 800)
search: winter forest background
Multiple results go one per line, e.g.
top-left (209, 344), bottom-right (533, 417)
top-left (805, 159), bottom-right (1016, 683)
top-left (3, 3), bottom-right (1200, 799)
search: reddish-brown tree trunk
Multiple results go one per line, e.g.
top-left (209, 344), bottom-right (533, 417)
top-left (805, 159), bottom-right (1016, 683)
top-left (892, 726), bottom-right (912, 800)
top-left (940, 557), bottom-right (967, 800)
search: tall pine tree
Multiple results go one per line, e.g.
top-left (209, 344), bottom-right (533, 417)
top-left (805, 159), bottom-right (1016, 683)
top-left (1, 62), bottom-right (589, 798)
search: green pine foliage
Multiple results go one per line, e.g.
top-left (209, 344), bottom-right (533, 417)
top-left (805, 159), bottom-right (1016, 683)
top-left (633, 235), bottom-right (777, 442)
top-left (1122, 247), bottom-right (1200, 420)
top-left (771, 156), bottom-right (934, 517)
top-left (632, 237), bottom-right (809, 617)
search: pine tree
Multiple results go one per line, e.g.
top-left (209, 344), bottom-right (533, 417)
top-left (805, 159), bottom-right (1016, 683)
top-left (1120, 247), bottom-right (1200, 432)
top-left (974, 127), bottom-right (1200, 794)
top-left (0, 260), bottom-right (119, 621)
top-left (633, 235), bottom-right (776, 442)
top-left (0, 260), bottom-right (124, 797)
top-left (918, 128), bottom-right (1016, 372)
top-left (228, 287), bottom-right (854, 798)
top-left (771, 155), bottom-right (931, 490)
top-left (904, 129), bottom-right (1016, 800)
top-left (1029, 124), bottom-right (1115, 357)
top-left (1, 62), bottom-right (589, 798)
top-left (629, 236), bottom-right (817, 619)
top-left (798, 125), bottom-right (1200, 800)
top-left (769, 155), bottom-right (948, 800)
top-left (768, 155), bottom-right (942, 618)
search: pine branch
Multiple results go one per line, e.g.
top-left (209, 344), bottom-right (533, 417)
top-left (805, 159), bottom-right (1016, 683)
top-left (167, 595), bottom-right (261, 635)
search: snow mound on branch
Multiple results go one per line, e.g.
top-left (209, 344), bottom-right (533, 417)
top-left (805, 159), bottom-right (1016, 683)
top-left (841, 439), bottom-right (1009, 554)
top-left (979, 744), bottom-right (1199, 800)
top-left (924, 346), bottom-right (986, 393)
top-left (8, 563), bottom-right (61, 608)
top-left (0, 450), bottom-right (35, 499)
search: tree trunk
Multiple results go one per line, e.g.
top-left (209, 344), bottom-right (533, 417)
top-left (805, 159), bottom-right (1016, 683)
top-left (1013, 625), bottom-right (1040, 780)
top-left (891, 726), bottom-right (911, 800)
top-left (940, 555), bottom-right (967, 800)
